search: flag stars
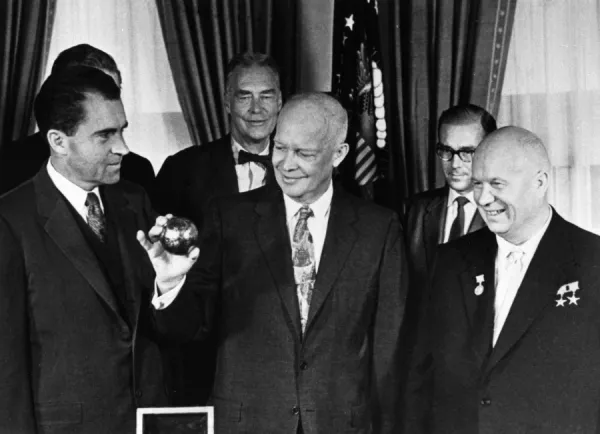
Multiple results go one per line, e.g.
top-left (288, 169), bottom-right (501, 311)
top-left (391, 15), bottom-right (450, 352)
top-left (345, 15), bottom-right (355, 31)
top-left (556, 298), bottom-right (566, 307)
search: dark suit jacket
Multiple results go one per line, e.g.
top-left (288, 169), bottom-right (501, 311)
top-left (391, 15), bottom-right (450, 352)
top-left (404, 211), bottom-right (600, 433)
top-left (153, 134), bottom-right (241, 231)
top-left (0, 132), bottom-right (155, 195)
top-left (0, 168), bottom-right (167, 434)
top-left (154, 185), bottom-right (408, 434)
top-left (404, 186), bottom-right (485, 292)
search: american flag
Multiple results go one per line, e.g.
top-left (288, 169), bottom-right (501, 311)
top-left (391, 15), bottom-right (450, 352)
top-left (332, 0), bottom-right (386, 199)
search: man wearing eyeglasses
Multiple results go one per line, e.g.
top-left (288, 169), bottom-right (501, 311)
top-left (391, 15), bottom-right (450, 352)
top-left (403, 105), bottom-right (497, 336)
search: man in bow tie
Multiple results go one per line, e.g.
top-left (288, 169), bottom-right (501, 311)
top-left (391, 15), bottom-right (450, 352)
top-left (153, 52), bottom-right (282, 231)
top-left (404, 126), bottom-right (600, 433)
top-left (152, 51), bottom-right (282, 404)
top-left (142, 92), bottom-right (407, 434)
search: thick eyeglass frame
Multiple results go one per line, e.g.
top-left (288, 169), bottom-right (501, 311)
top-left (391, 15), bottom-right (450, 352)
top-left (436, 143), bottom-right (476, 163)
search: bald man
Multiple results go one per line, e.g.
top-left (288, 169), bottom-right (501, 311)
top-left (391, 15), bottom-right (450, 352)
top-left (143, 92), bottom-right (408, 433)
top-left (404, 126), bottom-right (600, 433)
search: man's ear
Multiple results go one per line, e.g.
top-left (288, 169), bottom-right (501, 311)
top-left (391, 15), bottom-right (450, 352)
top-left (332, 143), bottom-right (349, 168)
top-left (535, 169), bottom-right (549, 195)
top-left (46, 129), bottom-right (69, 156)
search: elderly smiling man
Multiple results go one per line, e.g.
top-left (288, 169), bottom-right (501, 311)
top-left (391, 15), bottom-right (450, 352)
top-left (404, 126), bottom-right (600, 434)
top-left (139, 92), bottom-right (408, 434)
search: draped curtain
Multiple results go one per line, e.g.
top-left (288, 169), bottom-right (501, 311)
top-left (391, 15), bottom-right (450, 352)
top-left (0, 0), bottom-right (55, 154)
top-left (45, 0), bottom-right (193, 172)
top-left (378, 0), bottom-right (516, 210)
top-left (156, 0), bottom-right (297, 148)
top-left (498, 0), bottom-right (600, 234)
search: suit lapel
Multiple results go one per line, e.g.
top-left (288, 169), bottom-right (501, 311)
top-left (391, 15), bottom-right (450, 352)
top-left (103, 185), bottom-right (150, 327)
top-left (254, 189), bottom-right (301, 338)
top-left (305, 190), bottom-right (358, 334)
top-left (34, 169), bottom-right (122, 319)
top-left (423, 191), bottom-right (447, 266)
top-left (485, 213), bottom-right (572, 373)
top-left (458, 230), bottom-right (497, 367)
top-left (208, 135), bottom-right (239, 196)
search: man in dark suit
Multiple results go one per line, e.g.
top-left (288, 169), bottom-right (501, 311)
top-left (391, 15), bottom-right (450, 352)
top-left (153, 52), bottom-right (281, 230)
top-left (0, 44), bottom-right (155, 196)
top-left (405, 104), bottom-right (496, 293)
top-left (404, 126), bottom-right (600, 433)
top-left (140, 92), bottom-right (408, 433)
top-left (152, 51), bottom-right (282, 405)
top-left (0, 67), bottom-right (170, 433)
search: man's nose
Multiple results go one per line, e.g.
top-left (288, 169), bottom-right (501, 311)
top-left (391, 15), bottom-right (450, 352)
top-left (451, 153), bottom-right (463, 168)
top-left (112, 135), bottom-right (130, 156)
top-left (475, 184), bottom-right (494, 207)
top-left (249, 97), bottom-right (262, 113)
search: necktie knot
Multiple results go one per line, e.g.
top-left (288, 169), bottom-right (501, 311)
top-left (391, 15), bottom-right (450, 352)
top-left (237, 149), bottom-right (271, 167)
top-left (455, 196), bottom-right (469, 209)
top-left (297, 206), bottom-right (314, 221)
top-left (85, 192), bottom-right (106, 242)
top-left (507, 249), bottom-right (524, 266)
top-left (448, 196), bottom-right (469, 242)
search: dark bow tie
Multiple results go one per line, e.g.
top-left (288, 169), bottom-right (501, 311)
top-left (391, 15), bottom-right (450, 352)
top-left (237, 149), bottom-right (271, 167)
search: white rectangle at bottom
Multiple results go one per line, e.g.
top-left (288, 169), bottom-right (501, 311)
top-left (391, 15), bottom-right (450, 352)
top-left (136, 406), bottom-right (214, 434)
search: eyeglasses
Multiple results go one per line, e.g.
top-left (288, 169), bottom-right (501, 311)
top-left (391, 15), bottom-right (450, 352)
top-left (436, 144), bottom-right (476, 163)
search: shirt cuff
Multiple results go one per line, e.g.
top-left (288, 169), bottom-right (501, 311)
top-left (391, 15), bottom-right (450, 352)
top-left (152, 276), bottom-right (187, 310)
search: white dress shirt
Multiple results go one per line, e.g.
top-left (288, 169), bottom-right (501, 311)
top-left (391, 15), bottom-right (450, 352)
top-left (153, 182), bottom-right (334, 310)
top-left (443, 189), bottom-right (478, 243)
top-left (232, 138), bottom-right (269, 192)
top-left (46, 160), bottom-right (104, 219)
top-left (492, 208), bottom-right (552, 346)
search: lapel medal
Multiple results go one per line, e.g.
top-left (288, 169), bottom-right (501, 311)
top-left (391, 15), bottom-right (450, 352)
top-left (556, 281), bottom-right (580, 307)
top-left (474, 274), bottom-right (485, 296)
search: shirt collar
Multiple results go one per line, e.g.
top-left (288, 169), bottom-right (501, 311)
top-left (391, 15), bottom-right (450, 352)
top-left (496, 206), bottom-right (553, 258)
top-left (447, 188), bottom-right (475, 208)
top-left (46, 159), bottom-right (103, 212)
top-left (283, 182), bottom-right (334, 222)
top-left (231, 137), bottom-right (270, 163)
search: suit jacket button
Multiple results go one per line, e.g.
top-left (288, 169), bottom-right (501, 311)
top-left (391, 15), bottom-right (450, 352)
top-left (481, 398), bottom-right (491, 406)
top-left (135, 390), bottom-right (143, 399)
top-left (300, 361), bottom-right (308, 370)
top-left (292, 406), bottom-right (300, 415)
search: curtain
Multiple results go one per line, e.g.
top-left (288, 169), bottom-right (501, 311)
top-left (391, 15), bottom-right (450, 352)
top-left (45, 0), bottom-right (193, 172)
top-left (379, 0), bottom-right (516, 208)
top-left (0, 0), bottom-right (55, 154)
top-left (498, 0), bottom-right (600, 234)
top-left (156, 0), bottom-right (297, 148)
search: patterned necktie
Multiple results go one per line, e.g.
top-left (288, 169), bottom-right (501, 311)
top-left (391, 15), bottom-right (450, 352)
top-left (85, 192), bottom-right (106, 242)
top-left (292, 206), bottom-right (316, 334)
top-left (448, 196), bottom-right (469, 241)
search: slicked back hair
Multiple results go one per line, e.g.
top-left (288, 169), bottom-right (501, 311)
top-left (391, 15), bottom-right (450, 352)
top-left (51, 44), bottom-right (121, 85)
top-left (34, 66), bottom-right (121, 138)
top-left (225, 52), bottom-right (280, 93)
top-left (438, 104), bottom-right (497, 137)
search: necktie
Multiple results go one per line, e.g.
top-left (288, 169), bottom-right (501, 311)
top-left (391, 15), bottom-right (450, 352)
top-left (237, 149), bottom-right (274, 184)
top-left (448, 196), bottom-right (469, 241)
top-left (292, 206), bottom-right (316, 334)
top-left (85, 192), bottom-right (106, 242)
top-left (493, 249), bottom-right (525, 345)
